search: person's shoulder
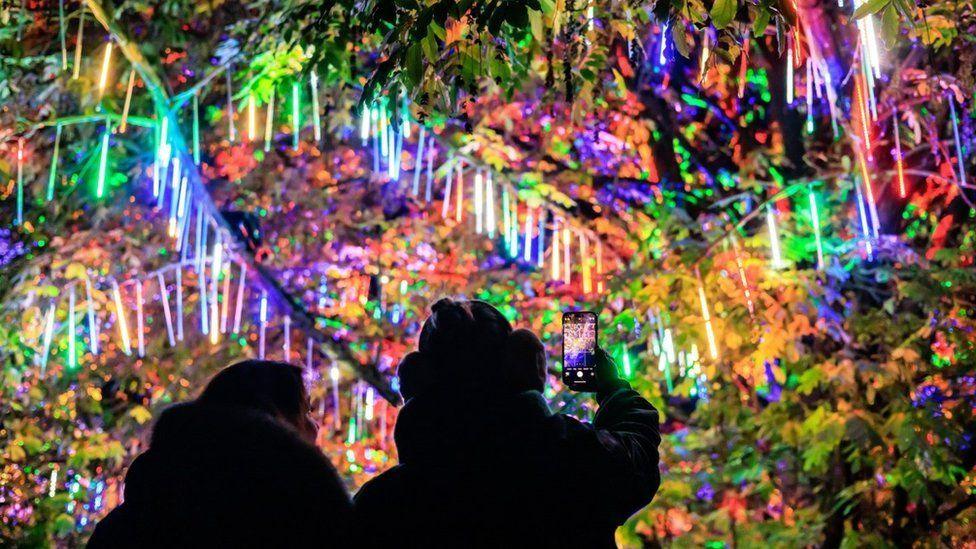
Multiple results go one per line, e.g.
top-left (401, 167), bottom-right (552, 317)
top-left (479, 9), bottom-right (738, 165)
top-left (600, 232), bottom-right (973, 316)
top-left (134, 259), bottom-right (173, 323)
top-left (354, 465), bottom-right (410, 506)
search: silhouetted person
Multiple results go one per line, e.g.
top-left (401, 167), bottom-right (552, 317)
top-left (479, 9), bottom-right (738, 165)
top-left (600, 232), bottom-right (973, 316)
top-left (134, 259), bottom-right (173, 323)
top-left (88, 360), bottom-right (352, 548)
top-left (354, 298), bottom-right (661, 548)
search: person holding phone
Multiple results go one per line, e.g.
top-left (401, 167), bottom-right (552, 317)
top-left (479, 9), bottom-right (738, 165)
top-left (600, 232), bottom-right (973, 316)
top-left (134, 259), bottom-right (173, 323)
top-left (353, 298), bottom-right (661, 548)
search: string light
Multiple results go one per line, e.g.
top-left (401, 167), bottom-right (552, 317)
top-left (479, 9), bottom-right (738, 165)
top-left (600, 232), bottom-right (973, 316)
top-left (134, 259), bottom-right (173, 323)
top-left (442, 159), bottom-right (454, 218)
top-left (72, 3), bottom-right (85, 80)
top-left (68, 286), bottom-right (76, 370)
top-left (474, 171), bottom-right (484, 233)
top-left (581, 235), bottom-right (592, 294)
top-left (111, 280), bottom-right (131, 355)
top-left (562, 226), bottom-right (571, 284)
top-left (331, 365), bottom-right (341, 430)
top-left (360, 105), bottom-right (371, 143)
top-left (175, 266), bottom-right (184, 341)
top-left (96, 124), bottom-right (111, 198)
top-left (412, 126), bottom-right (426, 196)
top-left (135, 280), bottom-right (145, 357)
top-left (15, 139), bottom-right (24, 226)
top-left (119, 70), bottom-right (135, 133)
top-left (786, 44), bottom-right (794, 105)
top-left (551, 218), bottom-right (561, 280)
top-left (233, 263), bottom-right (247, 334)
top-left (283, 315), bottom-right (291, 360)
top-left (310, 71), bottom-right (321, 143)
top-left (40, 303), bottom-right (56, 375)
top-left (292, 80), bottom-right (300, 151)
top-left (697, 280), bottom-right (719, 361)
top-left (948, 94), bottom-right (967, 186)
top-left (97, 42), bottom-right (112, 99)
top-left (46, 124), bottom-right (62, 202)
top-left (226, 70), bottom-right (236, 143)
top-left (455, 163), bottom-right (464, 222)
top-left (220, 258), bottom-right (232, 334)
top-left (192, 93), bottom-right (200, 164)
top-left (264, 88), bottom-right (275, 152)
top-left (523, 207), bottom-right (534, 262)
top-left (209, 236), bottom-right (223, 344)
top-left (259, 290), bottom-right (268, 359)
top-left (157, 273), bottom-right (176, 347)
top-left (84, 276), bottom-right (99, 355)
top-left (485, 172), bottom-right (496, 238)
top-left (892, 108), bottom-right (906, 198)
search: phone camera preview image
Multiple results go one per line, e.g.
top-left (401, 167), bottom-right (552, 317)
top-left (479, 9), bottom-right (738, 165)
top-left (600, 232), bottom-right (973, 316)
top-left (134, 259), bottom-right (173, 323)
top-left (562, 311), bottom-right (597, 391)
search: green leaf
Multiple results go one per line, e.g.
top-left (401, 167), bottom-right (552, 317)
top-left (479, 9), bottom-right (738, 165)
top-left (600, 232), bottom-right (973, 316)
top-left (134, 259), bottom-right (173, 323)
top-left (852, 0), bottom-right (890, 20)
top-left (752, 8), bottom-right (771, 36)
top-left (672, 23), bottom-right (691, 58)
top-left (405, 43), bottom-right (424, 88)
top-left (710, 0), bottom-right (738, 29)
top-left (881, 6), bottom-right (901, 47)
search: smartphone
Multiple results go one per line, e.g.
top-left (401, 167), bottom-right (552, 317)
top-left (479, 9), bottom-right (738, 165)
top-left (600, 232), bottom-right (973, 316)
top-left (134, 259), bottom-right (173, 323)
top-left (562, 311), bottom-right (598, 391)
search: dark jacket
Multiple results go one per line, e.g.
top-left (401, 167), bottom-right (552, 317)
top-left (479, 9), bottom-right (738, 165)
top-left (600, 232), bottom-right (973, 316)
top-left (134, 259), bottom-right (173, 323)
top-left (87, 402), bottom-right (352, 548)
top-left (353, 385), bottom-right (661, 548)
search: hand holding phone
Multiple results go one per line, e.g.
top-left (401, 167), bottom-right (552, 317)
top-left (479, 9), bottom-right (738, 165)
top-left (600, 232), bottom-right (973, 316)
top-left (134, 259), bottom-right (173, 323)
top-left (562, 311), bottom-right (598, 391)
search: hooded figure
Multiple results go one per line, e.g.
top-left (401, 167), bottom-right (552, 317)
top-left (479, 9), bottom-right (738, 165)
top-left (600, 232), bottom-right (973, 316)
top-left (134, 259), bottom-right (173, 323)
top-left (88, 361), bottom-right (352, 548)
top-left (354, 299), bottom-right (661, 548)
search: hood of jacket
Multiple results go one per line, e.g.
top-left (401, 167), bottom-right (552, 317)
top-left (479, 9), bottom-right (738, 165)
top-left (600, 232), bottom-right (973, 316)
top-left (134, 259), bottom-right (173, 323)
top-left (393, 388), bottom-right (558, 465)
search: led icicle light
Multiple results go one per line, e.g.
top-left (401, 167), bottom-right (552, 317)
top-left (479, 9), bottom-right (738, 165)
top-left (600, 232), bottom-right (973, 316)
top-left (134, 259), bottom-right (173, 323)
top-left (97, 42), bottom-right (112, 98)
top-left (697, 281), bottom-right (719, 361)
top-left (111, 280), bottom-right (131, 355)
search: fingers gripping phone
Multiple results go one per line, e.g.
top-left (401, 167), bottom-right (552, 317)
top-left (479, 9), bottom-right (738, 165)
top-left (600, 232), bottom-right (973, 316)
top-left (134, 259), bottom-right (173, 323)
top-left (562, 311), bottom-right (598, 391)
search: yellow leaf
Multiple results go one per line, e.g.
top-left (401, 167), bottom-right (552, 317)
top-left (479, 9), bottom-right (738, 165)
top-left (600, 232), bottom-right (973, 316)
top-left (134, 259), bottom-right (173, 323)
top-left (65, 262), bottom-right (87, 280)
top-left (129, 406), bottom-right (153, 425)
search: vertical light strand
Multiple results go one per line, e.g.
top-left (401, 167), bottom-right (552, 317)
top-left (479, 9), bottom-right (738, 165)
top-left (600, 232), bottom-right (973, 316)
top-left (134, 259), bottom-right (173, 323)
top-left (441, 159), bottom-right (454, 218)
top-left (58, 0), bottom-right (67, 70)
top-left (47, 125), bottom-right (62, 202)
top-left (95, 124), bottom-right (111, 198)
top-left (111, 280), bottom-right (131, 355)
top-left (283, 315), bottom-right (291, 361)
top-left (97, 42), bottom-right (112, 100)
top-left (485, 172), bottom-right (496, 238)
top-left (730, 238), bottom-right (755, 317)
top-left (474, 171), bottom-right (484, 233)
top-left (696, 276), bottom-right (719, 361)
top-left (84, 276), bottom-right (99, 355)
top-left (209, 235), bottom-right (223, 344)
top-left (892, 107), bottom-right (906, 198)
top-left (220, 258), bottom-right (232, 334)
top-left (233, 262), bottom-right (247, 334)
top-left (40, 303), bottom-right (56, 375)
top-left (264, 88), bottom-right (275, 152)
top-left (523, 207), bottom-right (534, 262)
top-left (551, 218), bottom-right (561, 280)
top-left (454, 163), bottom-right (464, 222)
top-left (259, 290), bottom-right (268, 359)
top-left (412, 126), bottom-right (427, 196)
top-left (581, 235), bottom-right (592, 294)
top-left (809, 189), bottom-right (825, 271)
top-left (856, 179), bottom-right (875, 260)
top-left (67, 286), bottom-right (76, 370)
top-left (305, 337), bottom-right (314, 372)
top-left (424, 145), bottom-right (434, 202)
top-left (562, 226), bottom-right (571, 284)
top-left (948, 94), bottom-right (967, 187)
top-left (292, 80), bottom-right (300, 151)
top-left (71, 3), bottom-right (85, 80)
top-left (119, 70), bottom-right (135, 133)
top-left (310, 71), bottom-right (322, 143)
top-left (766, 204), bottom-right (783, 269)
top-left (595, 241), bottom-right (604, 293)
top-left (157, 272), bottom-right (176, 347)
top-left (502, 185), bottom-right (511, 252)
top-left (247, 94), bottom-right (256, 141)
top-left (509, 197), bottom-right (519, 258)
top-left (15, 139), bottom-right (23, 226)
top-left (175, 266), bottom-right (184, 341)
top-left (331, 365), bottom-right (341, 430)
top-left (360, 105), bottom-right (371, 144)
top-left (785, 43), bottom-right (794, 105)
top-left (536, 209), bottom-right (546, 267)
top-left (135, 280), bottom-right (145, 358)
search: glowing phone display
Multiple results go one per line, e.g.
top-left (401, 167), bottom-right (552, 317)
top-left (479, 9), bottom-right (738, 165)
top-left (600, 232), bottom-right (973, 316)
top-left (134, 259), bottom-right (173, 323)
top-left (562, 311), bottom-right (597, 391)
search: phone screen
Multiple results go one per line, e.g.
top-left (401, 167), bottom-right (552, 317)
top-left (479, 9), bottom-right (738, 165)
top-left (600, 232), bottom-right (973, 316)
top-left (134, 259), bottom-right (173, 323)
top-left (562, 311), bottom-right (597, 391)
